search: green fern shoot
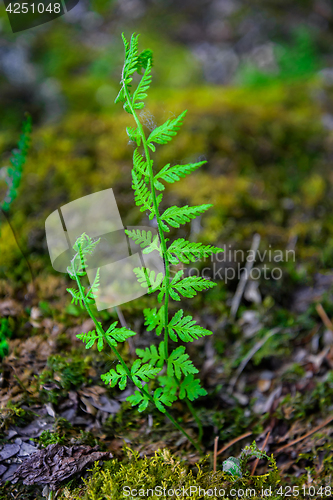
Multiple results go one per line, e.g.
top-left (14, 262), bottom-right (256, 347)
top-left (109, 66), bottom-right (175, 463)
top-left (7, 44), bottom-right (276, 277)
top-left (68, 33), bottom-right (223, 452)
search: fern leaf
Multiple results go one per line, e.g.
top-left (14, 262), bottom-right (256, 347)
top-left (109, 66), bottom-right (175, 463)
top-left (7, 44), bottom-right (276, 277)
top-left (160, 204), bottom-right (212, 232)
top-left (168, 271), bottom-right (216, 301)
top-left (167, 346), bottom-right (198, 379)
top-left (153, 387), bottom-right (176, 413)
top-left (122, 33), bottom-right (139, 84)
top-left (179, 374), bottom-right (207, 401)
top-left (67, 288), bottom-right (84, 309)
top-left (86, 268), bottom-right (100, 301)
top-left (76, 330), bottom-right (98, 350)
top-left (155, 161), bottom-right (206, 187)
top-left (133, 267), bottom-right (164, 293)
top-left (101, 364), bottom-right (127, 390)
top-left (133, 148), bottom-right (150, 177)
top-left (126, 127), bottom-right (141, 146)
top-left (133, 58), bottom-right (152, 109)
top-left (105, 321), bottom-right (136, 346)
top-left (125, 229), bottom-right (161, 255)
top-left (1, 114), bottom-right (32, 212)
top-left (147, 111), bottom-right (187, 151)
top-left (143, 307), bottom-right (165, 335)
top-left (168, 310), bottom-right (213, 342)
top-left (131, 359), bottom-right (161, 387)
top-left (131, 171), bottom-right (162, 218)
top-left (136, 341), bottom-right (165, 368)
top-left (127, 390), bottom-right (150, 412)
top-left (167, 238), bottom-right (223, 265)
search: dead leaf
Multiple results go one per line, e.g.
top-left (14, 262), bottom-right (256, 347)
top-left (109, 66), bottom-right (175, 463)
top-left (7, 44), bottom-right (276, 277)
top-left (13, 443), bottom-right (112, 490)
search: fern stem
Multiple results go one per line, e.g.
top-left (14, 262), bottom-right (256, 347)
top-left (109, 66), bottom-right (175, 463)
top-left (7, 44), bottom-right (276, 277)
top-left (73, 262), bottom-right (202, 453)
top-left (123, 85), bottom-right (170, 362)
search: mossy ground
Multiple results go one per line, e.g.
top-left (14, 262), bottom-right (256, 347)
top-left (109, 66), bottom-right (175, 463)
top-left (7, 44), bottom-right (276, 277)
top-left (1, 46), bottom-right (333, 499)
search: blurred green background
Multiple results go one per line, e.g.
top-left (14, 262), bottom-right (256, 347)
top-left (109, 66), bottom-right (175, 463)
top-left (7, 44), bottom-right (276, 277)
top-left (0, 0), bottom-right (333, 317)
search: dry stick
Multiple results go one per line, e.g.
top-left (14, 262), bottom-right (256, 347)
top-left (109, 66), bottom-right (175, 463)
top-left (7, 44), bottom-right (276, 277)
top-left (251, 430), bottom-right (270, 476)
top-left (230, 233), bottom-right (261, 320)
top-left (276, 415), bottom-right (333, 454)
top-left (316, 303), bottom-right (333, 332)
top-left (228, 327), bottom-right (281, 393)
top-left (217, 431), bottom-right (252, 456)
top-left (115, 305), bottom-right (135, 356)
top-left (213, 436), bottom-right (219, 472)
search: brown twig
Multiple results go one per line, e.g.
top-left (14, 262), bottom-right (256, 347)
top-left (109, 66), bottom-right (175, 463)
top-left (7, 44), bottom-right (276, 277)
top-left (230, 233), bottom-right (261, 320)
top-left (316, 303), bottom-right (333, 332)
top-left (228, 327), bottom-right (280, 393)
top-left (217, 431), bottom-right (252, 456)
top-left (276, 415), bottom-right (333, 453)
top-left (251, 431), bottom-right (270, 475)
top-left (213, 436), bottom-right (218, 472)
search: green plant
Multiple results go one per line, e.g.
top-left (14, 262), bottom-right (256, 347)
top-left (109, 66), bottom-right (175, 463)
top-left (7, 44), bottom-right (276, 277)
top-left (0, 318), bottom-right (12, 358)
top-left (0, 114), bottom-right (32, 213)
top-left (66, 33), bottom-right (223, 452)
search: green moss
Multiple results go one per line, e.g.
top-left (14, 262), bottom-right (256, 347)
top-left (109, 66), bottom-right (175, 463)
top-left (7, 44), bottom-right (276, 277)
top-left (58, 446), bottom-right (280, 500)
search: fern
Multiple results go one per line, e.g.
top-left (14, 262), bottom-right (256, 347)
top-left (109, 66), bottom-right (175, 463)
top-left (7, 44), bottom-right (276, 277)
top-left (167, 270), bottom-right (216, 301)
top-left (147, 111), bottom-right (187, 152)
top-left (136, 341), bottom-right (165, 368)
top-left (64, 33), bottom-right (222, 453)
top-left (160, 204), bottom-right (212, 232)
top-left (143, 306), bottom-right (165, 335)
top-left (133, 267), bottom-right (164, 292)
top-left (168, 310), bottom-right (213, 342)
top-left (1, 114), bottom-right (32, 212)
top-left (154, 160), bottom-right (206, 190)
top-left (167, 346), bottom-right (198, 379)
top-left (125, 229), bottom-right (161, 255)
top-left (179, 374), bottom-right (207, 401)
top-left (168, 238), bottom-right (223, 265)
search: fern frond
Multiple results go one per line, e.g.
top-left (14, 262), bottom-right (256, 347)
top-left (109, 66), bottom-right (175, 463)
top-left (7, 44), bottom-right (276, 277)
top-left (125, 229), bottom-right (161, 255)
top-left (131, 359), bottom-right (161, 387)
top-left (160, 204), bottom-right (212, 232)
top-left (105, 321), bottom-right (136, 346)
top-left (126, 127), bottom-right (141, 146)
top-left (153, 387), bottom-right (176, 413)
top-left (133, 58), bottom-right (152, 109)
top-left (132, 170), bottom-right (162, 218)
top-left (133, 148), bottom-right (150, 177)
top-left (127, 390), bottom-right (150, 412)
top-left (143, 307), bottom-right (165, 335)
top-left (122, 33), bottom-right (139, 85)
top-left (86, 268), bottom-right (100, 302)
top-left (133, 267), bottom-right (164, 293)
top-left (76, 330), bottom-right (99, 350)
top-left (168, 310), bottom-right (213, 342)
top-left (136, 341), bottom-right (165, 368)
top-left (1, 114), bottom-right (32, 212)
top-left (167, 238), bottom-right (223, 264)
top-left (154, 161), bottom-right (206, 188)
top-left (168, 271), bottom-right (216, 301)
top-left (67, 288), bottom-right (85, 309)
top-left (167, 346), bottom-right (198, 379)
top-left (147, 111), bottom-right (187, 152)
top-left (101, 364), bottom-right (128, 390)
top-left (179, 374), bottom-right (207, 401)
